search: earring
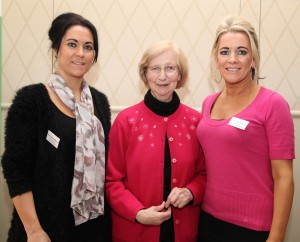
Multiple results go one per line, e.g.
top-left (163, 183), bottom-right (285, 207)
top-left (214, 69), bottom-right (222, 83)
top-left (250, 67), bottom-right (256, 81)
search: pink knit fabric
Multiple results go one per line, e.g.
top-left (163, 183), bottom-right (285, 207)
top-left (196, 87), bottom-right (294, 230)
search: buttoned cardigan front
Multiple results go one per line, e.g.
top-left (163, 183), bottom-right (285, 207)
top-left (106, 100), bottom-right (206, 242)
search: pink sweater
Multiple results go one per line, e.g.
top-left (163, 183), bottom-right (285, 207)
top-left (196, 87), bottom-right (294, 231)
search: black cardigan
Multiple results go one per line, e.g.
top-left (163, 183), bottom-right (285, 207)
top-left (1, 83), bottom-right (111, 242)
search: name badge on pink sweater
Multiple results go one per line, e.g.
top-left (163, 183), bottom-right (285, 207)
top-left (228, 117), bottom-right (249, 130)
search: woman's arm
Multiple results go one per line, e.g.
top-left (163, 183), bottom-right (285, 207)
top-left (180, 146), bottom-right (206, 206)
top-left (2, 85), bottom-right (51, 241)
top-left (106, 117), bottom-right (146, 221)
top-left (12, 191), bottom-right (50, 242)
top-left (267, 159), bottom-right (294, 242)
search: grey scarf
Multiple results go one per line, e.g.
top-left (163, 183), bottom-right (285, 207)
top-left (48, 73), bottom-right (105, 225)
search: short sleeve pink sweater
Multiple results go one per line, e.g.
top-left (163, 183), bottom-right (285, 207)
top-left (196, 87), bottom-right (294, 231)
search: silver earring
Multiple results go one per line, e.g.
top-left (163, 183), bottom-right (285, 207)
top-left (214, 69), bottom-right (222, 83)
top-left (250, 67), bottom-right (256, 81)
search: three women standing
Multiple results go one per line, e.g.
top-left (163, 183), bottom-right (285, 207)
top-left (2, 11), bottom-right (295, 242)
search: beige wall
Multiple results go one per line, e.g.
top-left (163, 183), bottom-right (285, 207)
top-left (1, 0), bottom-right (300, 241)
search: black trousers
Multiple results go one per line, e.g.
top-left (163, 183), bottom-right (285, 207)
top-left (198, 211), bottom-right (269, 242)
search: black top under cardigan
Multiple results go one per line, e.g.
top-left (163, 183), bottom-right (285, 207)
top-left (144, 90), bottom-right (180, 242)
top-left (1, 83), bottom-right (111, 242)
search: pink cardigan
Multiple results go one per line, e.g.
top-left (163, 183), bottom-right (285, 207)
top-left (106, 101), bottom-right (206, 242)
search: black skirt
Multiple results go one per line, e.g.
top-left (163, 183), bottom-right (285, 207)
top-left (198, 211), bottom-right (269, 242)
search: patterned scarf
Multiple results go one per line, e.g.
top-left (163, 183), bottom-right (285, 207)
top-left (48, 73), bottom-right (105, 225)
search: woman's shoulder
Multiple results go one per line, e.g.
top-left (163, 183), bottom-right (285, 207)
top-left (90, 86), bottom-right (111, 112)
top-left (204, 91), bottom-right (221, 102)
top-left (258, 87), bottom-right (289, 105)
top-left (89, 86), bottom-right (108, 97)
top-left (179, 103), bottom-right (201, 117)
top-left (10, 83), bottom-right (48, 107)
top-left (199, 91), bottom-right (221, 111)
top-left (118, 101), bottom-right (144, 114)
top-left (113, 101), bottom-right (144, 123)
top-left (14, 83), bottom-right (46, 96)
top-left (89, 86), bottom-right (111, 131)
top-left (5, 84), bottom-right (51, 131)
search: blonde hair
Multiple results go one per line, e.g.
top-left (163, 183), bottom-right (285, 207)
top-left (211, 15), bottom-right (260, 82)
top-left (138, 40), bottom-right (189, 88)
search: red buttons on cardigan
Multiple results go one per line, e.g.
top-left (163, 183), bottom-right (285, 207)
top-left (175, 219), bottom-right (180, 224)
top-left (172, 158), bottom-right (177, 163)
top-left (169, 137), bottom-right (174, 142)
top-left (172, 178), bottom-right (177, 184)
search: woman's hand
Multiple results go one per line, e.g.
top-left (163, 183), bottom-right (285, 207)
top-left (11, 192), bottom-right (51, 242)
top-left (135, 201), bottom-right (172, 225)
top-left (165, 187), bottom-right (193, 208)
top-left (27, 227), bottom-right (51, 242)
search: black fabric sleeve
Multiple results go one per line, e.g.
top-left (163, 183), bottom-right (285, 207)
top-left (1, 85), bottom-right (42, 198)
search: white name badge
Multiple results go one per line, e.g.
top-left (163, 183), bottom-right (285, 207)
top-left (46, 130), bottom-right (60, 148)
top-left (228, 117), bottom-right (249, 130)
